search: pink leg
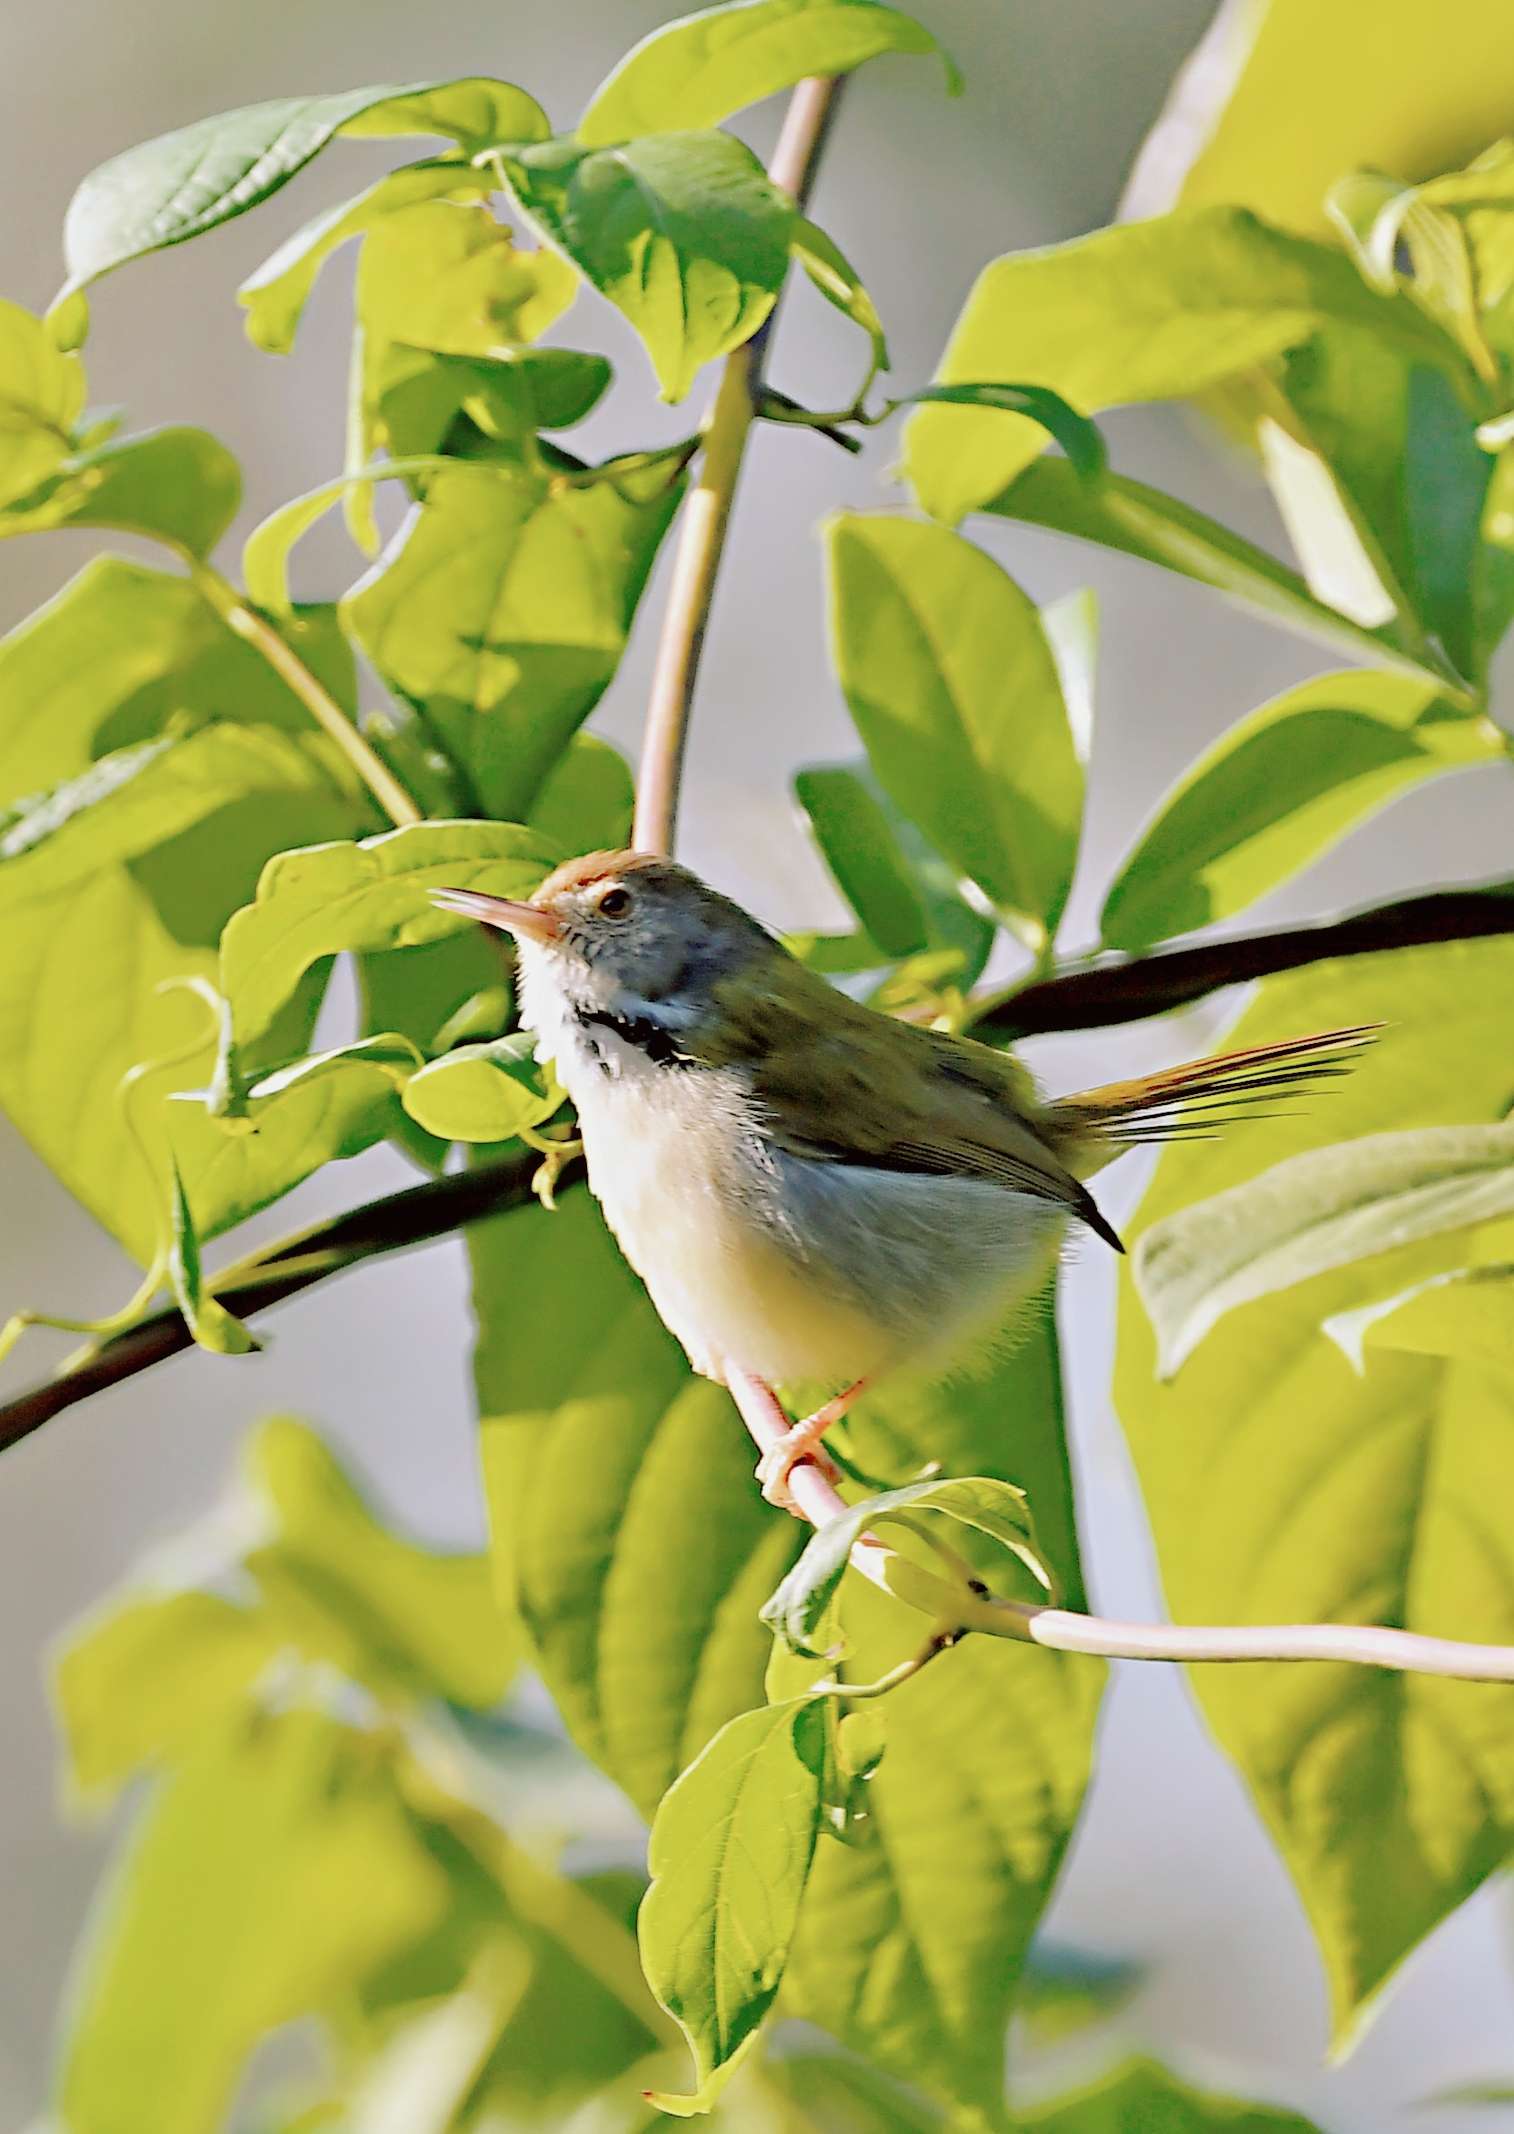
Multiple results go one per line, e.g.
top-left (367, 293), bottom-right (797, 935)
top-left (749, 1378), bottom-right (869, 1513)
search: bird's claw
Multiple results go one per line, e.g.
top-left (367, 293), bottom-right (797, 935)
top-left (756, 1421), bottom-right (843, 1515)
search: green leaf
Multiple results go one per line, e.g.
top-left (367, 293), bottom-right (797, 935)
top-left (344, 203), bottom-right (581, 528)
top-left (54, 1592), bottom-right (281, 1796)
top-left (640, 1699), bottom-right (827, 2114)
top-left (1266, 327), bottom-right (1509, 683)
top-left (1020, 2058), bottom-right (1326, 2133)
top-left (760, 2051), bottom-right (949, 2130)
top-left (1114, 934), bottom-right (1514, 2035)
top-left (1129, 1), bottom-right (1514, 239)
top-left (378, 346), bottom-right (614, 466)
top-left (57, 1711), bottom-right (449, 2134)
top-left (357, 936), bottom-right (507, 1063)
top-left (1254, 409), bottom-right (1403, 636)
top-left (343, 457), bottom-right (683, 818)
top-left (470, 1189), bottom-right (802, 1818)
top-left (499, 132), bottom-right (794, 400)
top-left (0, 565), bottom-right (365, 1256)
top-left (0, 723), bottom-right (344, 893)
top-left (356, 197), bottom-right (580, 362)
top-left (1, 426), bottom-right (242, 557)
top-left (0, 559), bottom-right (359, 799)
top-left (1136, 1117), bottom-right (1514, 1378)
top-left (786, 1604), bottom-right (1096, 2119)
top-left (985, 456), bottom-right (1472, 694)
top-left (237, 160), bottom-right (490, 354)
top-left (1326, 1265), bottom-right (1514, 1375)
top-left (166, 1154), bottom-right (258, 1354)
top-left (527, 732), bottom-right (635, 851)
top-left (794, 759), bottom-right (996, 985)
top-left (579, 0), bottom-right (952, 146)
top-left (826, 512), bottom-right (1082, 942)
top-left (0, 295), bottom-right (86, 507)
top-left (242, 455), bottom-right (466, 614)
top-left (1099, 670), bottom-right (1506, 952)
top-left (241, 1031), bottom-right (423, 1101)
top-left (169, 1037), bottom-right (416, 1241)
top-left (894, 381), bottom-right (1105, 483)
top-left (0, 721), bottom-right (352, 1246)
top-left (220, 820), bottom-right (556, 1048)
top-left (783, 1294), bottom-right (1101, 2120)
top-left (1262, 326), bottom-right (1508, 671)
top-left (1401, 363), bottom-right (1494, 680)
top-left (1327, 146), bottom-right (1514, 386)
top-left (790, 217), bottom-right (889, 380)
top-left (402, 1031), bottom-right (561, 1144)
top-left (904, 205), bottom-right (1463, 524)
top-left (60, 80), bottom-right (550, 289)
top-left (243, 1418), bottom-right (518, 1708)
top-left (762, 1474), bottom-right (1048, 1656)
top-left (793, 765), bottom-right (928, 956)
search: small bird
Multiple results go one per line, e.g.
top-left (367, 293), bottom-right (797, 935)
top-left (433, 853), bottom-right (1372, 1511)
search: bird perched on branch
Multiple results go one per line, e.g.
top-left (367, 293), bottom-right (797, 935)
top-left (434, 854), bottom-right (1373, 1512)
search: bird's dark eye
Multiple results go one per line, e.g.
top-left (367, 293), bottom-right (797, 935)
top-left (597, 885), bottom-right (633, 919)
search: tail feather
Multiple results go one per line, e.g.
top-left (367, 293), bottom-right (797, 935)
top-left (1051, 1024), bottom-right (1380, 1154)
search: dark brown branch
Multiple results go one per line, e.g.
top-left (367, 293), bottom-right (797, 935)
top-left (0, 1149), bottom-right (580, 1457)
top-left (971, 879), bottom-right (1514, 1040)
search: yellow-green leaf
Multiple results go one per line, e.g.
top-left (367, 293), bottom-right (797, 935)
top-left (243, 1418), bottom-right (518, 1708)
top-left (343, 457), bottom-right (682, 819)
top-left (640, 1699), bottom-right (828, 2113)
top-left (53, 1592), bottom-right (280, 1797)
top-left (2, 426), bottom-right (242, 557)
top-left (1100, 671), bottom-right (1506, 952)
top-left (499, 132), bottom-right (794, 401)
top-left (579, 0), bottom-right (952, 147)
top-left (826, 512), bottom-right (1082, 942)
top-left (219, 819), bottom-right (555, 1048)
top-left (905, 206), bottom-right (1460, 524)
top-left (61, 80), bottom-right (549, 289)
top-left (1021, 2057), bottom-right (1326, 2133)
top-left (1114, 933), bottom-right (1514, 2037)
top-left (470, 1189), bottom-right (801, 1819)
top-left (402, 1032), bottom-right (560, 1144)
top-left (57, 1711), bottom-right (449, 2134)
top-left (1136, 1118), bottom-right (1514, 1378)
top-left (0, 295), bottom-right (86, 507)
top-left (1326, 1265), bottom-right (1514, 1375)
top-left (237, 160), bottom-right (491, 354)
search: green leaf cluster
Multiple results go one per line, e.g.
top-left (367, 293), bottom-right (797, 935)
top-left (12, 7), bottom-right (1514, 2129)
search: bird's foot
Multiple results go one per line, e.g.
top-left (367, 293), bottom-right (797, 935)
top-left (756, 1415), bottom-right (844, 1513)
top-left (755, 1381), bottom-right (869, 1513)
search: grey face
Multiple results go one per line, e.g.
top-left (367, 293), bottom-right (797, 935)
top-left (533, 864), bottom-right (772, 1017)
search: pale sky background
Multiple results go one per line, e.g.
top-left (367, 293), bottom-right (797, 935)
top-left (2, 3), bottom-right (1514, 2128)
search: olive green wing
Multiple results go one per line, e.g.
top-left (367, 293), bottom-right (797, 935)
top-left (705, 962), bottom-right (1121, 1246)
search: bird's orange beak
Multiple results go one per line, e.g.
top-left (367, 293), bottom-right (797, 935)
top-left (430, 886), bottom-right (564, 945)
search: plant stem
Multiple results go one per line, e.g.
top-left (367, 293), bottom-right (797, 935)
top-left (632, 75), bottom-right (846, 855)
top-left (188, 558), bottom-right (422, 829)
top-left (723, 1372), bottom-right (1514, 1684)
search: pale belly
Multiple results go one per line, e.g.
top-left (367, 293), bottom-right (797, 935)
top-left (571, 1057), bottom-right (1065, 1392)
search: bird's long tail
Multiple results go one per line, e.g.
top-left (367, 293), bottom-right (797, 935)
top-left (1049, 1025), bottom-right (1381, 1159)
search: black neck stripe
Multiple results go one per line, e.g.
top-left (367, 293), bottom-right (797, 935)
top-left (573, 1006), bottom-right (698, 1069)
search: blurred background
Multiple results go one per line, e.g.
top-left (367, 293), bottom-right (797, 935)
top-left (4, 2), bottom-right (1514, 2126)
